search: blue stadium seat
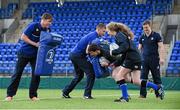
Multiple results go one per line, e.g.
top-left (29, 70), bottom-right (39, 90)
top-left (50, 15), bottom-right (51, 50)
top-left (3, 0), bottom-right (173, 74)
top-left (173, 68), bottom-right (180, 74)
top-left (166, 41), bottom-right (180, 76)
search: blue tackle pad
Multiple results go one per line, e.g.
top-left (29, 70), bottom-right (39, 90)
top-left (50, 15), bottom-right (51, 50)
top-left (35, 31), bottom-right (63, 76)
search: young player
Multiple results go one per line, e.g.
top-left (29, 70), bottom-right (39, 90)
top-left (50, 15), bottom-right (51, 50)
top-left (87, 22), bottom-right (165, 102)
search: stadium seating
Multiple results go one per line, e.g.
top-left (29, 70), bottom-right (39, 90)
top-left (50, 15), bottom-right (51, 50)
top-left (166, 41), bottom-right (180, 76)
top-left (0, 43), bottom-right (19, 74)
top-left (0, 3), bottom-right (18, 19)
top-left (20, 0), bottom-right (154, 74)
top-left (146, 0), bottom-right (173, 15)
top-left (0, 0), bottom-right (174, 75)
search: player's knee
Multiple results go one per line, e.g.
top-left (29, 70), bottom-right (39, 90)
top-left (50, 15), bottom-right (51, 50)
top-left (75, 74), bottom-right (84, 82)
top-left (132, 78), bottom-right (141, 85)
top-left (76, 77), bottom-right (83, 82)
top-left (112, 72), bottom-right (116, 79)
top-left (86, 73), bottom-right (95, 79)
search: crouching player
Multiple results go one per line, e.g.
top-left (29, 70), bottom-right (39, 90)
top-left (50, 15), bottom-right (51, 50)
top-left (87, 38), bottom-right (124, 78)
top-left (87, 22), bottom-right (165, 102)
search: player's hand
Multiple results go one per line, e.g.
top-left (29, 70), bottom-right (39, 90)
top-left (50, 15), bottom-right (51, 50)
top-left (34, 42), bottom-right (39, 47)
top-left (159, 58), bottom-right (165, 65)
top-left (100, 62), bottom-right (109, 67)
top-left (109, 63), bottom-right (115, 69)
top-left (99, 57), bottom-right (110, 67)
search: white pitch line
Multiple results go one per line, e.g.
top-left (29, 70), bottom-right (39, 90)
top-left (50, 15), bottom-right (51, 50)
top-left (0, 93), bottom-right (139, 102)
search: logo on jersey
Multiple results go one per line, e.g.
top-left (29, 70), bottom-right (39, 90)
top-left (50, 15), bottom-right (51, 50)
top-left (151, 37), bottom-right (154, 40)
top-left (46, 49), bottom-right (55, 64)
top-left (36, 28), bottom-right (39, 32)
top-left (32, 28), bottom-right (40, 37)
top-left (157, 65), bottom-right (160, 69)
top-left (134, 65), bottom-right (138, 69)
top-left (47, 29), bottom-right (50, 32)
top-left (142, 39), bottom-right (144, 41)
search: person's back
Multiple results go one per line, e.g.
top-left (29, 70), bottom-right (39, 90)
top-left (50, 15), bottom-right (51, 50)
top-left (62, 23), bottom-right (106, 99)
top-left (71, 31), bottom-right (99, 55)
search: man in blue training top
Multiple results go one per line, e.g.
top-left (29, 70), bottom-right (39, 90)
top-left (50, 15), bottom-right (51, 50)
top-left (138, 20), bottom-right (165, 99)
top-left (5, 13), bottom-right (53, 101)
top-left (62, 23), bottom-right (106, 99)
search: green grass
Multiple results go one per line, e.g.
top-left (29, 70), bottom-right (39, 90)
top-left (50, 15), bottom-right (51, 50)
top-left (0, 89), bottom-right (180, 109)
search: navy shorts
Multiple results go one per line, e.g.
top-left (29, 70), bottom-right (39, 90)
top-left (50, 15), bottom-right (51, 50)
top-left (122, 60), bottom-right (141, 70)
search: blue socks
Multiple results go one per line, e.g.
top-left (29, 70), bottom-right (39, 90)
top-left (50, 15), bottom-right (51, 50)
top-left (146, 82), bottom-right (158, 90)
top-left (117, 79), bottom-right (128, 99)
top-left (141, 80), bottom-right (158, 90)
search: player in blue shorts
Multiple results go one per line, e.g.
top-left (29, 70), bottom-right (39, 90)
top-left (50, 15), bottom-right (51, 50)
top-left (5, 13), bottom-right (52, 101)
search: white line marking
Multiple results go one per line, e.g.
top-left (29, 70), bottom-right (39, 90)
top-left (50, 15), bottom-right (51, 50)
top-left (1, 94), bottom-right (139, 102)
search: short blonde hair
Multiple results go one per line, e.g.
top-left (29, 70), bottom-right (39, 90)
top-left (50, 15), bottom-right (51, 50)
top-left (41, 13), bottom-right (53, 21)
top-left (96, 23), bottom-right (106, 29)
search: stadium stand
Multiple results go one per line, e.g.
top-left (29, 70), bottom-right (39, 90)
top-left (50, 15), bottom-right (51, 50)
top-left (0, 0), bottom-right (175, 75)
top-left (22, 0), bottom-right (150, 74)
top-left (146, 0), bottom-right (173, 15)
top-left (166, 41), bottom-right (180, 76)
top-left (0, 3), bottom-right (18, 19)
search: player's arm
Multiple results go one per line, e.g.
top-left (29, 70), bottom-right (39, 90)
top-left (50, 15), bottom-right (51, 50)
top-left (110, 35), bottom-right (129, 56)
top-left (138, 35), bottom-right (143, 53)
top-left (22, 23), bottom-right (39, 47)
top-left (21, 34), bottom-right (39, 47)
top-left (156, 33), bottom-right (165, 65)
top-left (158, 41), bottom-right (165, 65)
top-left (138, 44), bottom-right (142, 53)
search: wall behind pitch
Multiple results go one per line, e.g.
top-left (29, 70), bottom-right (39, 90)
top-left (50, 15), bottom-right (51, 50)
top-left (0, 77), bottom-right (180, 90)
top-left (168, 15), bottom-right (180, 25)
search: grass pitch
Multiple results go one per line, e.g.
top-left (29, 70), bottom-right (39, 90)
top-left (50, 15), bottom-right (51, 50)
top-left (0, 89), bottom-right (180, 109)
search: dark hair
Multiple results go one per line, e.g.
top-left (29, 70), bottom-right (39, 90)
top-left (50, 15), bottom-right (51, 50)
top-left (88, 44), bottom-right (100, 52)
top-left (96, 23), bottom-right (106, 29)
top-left (41, 13), bottom-right (53, 21)
top-left (143, 20), bottom-right (151, 26)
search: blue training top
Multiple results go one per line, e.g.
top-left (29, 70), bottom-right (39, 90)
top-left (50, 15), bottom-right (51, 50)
top-left (71, 31), bottom-right (100, 55)
top-left (18, 22), bottom-right (50, 58)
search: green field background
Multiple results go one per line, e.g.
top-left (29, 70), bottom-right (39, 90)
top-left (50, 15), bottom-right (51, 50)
top-left (0, 89), bottom-right (180, 109)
